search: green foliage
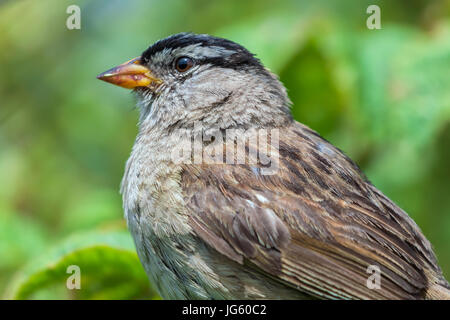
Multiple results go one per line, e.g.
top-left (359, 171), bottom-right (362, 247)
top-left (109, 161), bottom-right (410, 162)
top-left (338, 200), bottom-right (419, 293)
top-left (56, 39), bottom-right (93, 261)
top-left (5, 230), bottom-right (157, 299)
top-left (0, 0), bottom-right (449, 299)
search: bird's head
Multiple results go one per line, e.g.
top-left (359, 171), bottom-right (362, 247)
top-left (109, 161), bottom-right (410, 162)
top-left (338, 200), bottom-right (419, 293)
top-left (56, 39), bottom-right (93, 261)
top-left (98, 33), bottom-right (292, 132)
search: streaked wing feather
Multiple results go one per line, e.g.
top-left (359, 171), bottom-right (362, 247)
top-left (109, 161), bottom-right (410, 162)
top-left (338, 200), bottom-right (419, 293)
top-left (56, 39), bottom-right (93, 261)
top-left (181, 122), bottom-right (443, 299)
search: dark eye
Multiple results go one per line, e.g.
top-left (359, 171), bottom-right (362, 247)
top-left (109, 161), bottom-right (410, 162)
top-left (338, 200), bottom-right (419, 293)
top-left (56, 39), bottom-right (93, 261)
top-left (175, 56), bottom-right (194, 72)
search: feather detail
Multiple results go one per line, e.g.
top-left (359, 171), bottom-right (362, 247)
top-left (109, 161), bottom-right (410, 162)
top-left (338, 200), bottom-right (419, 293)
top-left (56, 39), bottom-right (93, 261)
top-left (181, 121), bottom-right (448, 299)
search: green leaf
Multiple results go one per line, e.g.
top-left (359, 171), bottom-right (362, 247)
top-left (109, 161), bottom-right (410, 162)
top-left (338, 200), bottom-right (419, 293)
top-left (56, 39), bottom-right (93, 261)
top-left (216, 10), bottom-right (312, 72)
top-left (357, 24), bottom-right (450, 191)
top-left (4, 230), bottom-right (158, 300)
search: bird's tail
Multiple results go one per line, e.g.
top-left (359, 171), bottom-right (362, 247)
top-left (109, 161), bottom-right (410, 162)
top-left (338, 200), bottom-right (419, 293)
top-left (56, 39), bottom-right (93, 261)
top-left (426, 283), bottom-right (450, 300)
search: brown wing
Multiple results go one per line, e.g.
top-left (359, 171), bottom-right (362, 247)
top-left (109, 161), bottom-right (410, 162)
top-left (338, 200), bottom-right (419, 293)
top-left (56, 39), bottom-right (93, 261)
top-left (181, 122), bottom-right (445, 299)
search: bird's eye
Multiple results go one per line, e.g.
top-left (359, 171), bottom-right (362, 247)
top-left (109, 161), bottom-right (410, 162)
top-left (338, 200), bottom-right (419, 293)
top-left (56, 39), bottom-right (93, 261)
top-left (175, 56), bottom-right (194, 72)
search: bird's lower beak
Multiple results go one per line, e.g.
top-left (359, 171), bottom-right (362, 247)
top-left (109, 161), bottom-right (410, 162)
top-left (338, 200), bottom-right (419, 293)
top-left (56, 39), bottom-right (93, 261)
top-left (97, 57), bottom-right (161, 89)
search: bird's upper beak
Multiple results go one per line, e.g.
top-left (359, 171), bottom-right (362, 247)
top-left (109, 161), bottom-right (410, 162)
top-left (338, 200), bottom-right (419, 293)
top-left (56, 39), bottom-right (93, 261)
top-left (96, 57), bottom-right (161, 89)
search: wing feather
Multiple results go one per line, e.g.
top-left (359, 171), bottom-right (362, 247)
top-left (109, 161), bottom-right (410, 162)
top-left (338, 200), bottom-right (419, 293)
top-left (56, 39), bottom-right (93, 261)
top-left (181, 122), bottom-right (446, 299)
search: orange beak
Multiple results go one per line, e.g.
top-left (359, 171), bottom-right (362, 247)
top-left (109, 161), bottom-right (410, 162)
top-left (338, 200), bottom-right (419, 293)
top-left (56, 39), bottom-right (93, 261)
top-left (97, 57), bottom-right (161, 89)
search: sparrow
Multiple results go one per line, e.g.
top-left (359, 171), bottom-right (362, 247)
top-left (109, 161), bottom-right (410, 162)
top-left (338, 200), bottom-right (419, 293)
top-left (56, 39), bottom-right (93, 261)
top-left (97, 33), bottom-right (450, 300)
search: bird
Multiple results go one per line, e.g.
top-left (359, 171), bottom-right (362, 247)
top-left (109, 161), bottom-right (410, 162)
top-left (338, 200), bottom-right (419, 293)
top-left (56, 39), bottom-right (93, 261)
top-left (97, 32), bottom-right (450, 300)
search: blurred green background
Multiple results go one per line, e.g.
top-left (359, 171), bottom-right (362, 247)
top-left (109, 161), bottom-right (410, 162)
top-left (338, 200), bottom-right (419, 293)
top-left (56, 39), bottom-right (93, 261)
top-left (0, 0), bottom-right (449, 299)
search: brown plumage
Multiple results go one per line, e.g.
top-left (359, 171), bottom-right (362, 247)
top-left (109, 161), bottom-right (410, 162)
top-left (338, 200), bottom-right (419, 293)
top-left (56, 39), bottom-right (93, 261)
top-left (181, 122), bottom-right (450, 299)
top-left (98, 33), bottom-right (450, 299)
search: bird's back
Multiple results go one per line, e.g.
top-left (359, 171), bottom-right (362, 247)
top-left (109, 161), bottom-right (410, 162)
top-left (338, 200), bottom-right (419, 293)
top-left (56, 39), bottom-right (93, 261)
top-left (181, 121), bottom-right (450, 299)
